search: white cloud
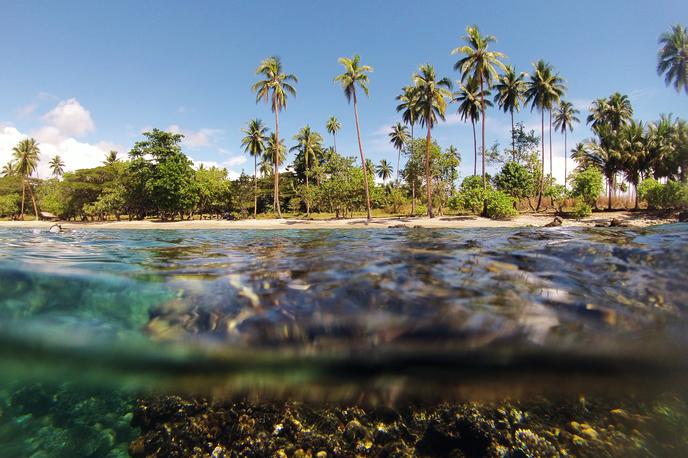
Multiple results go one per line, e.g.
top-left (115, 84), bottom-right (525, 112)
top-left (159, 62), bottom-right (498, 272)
top-left (42, 98), bottom-right (95, 137)
top-left (167, 124), bottom-right (223, 149)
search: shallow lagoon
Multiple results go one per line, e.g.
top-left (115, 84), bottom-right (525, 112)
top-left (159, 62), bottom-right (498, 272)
top-left (0, 225), bottom-right (687, 456)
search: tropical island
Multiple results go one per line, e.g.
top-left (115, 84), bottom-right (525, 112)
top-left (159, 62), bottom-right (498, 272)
top-left (1, 25), bottom-right (686, 229)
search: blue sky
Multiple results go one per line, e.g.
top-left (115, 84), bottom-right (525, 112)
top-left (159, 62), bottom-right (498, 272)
top-left (1, 0), bottom-right (686, 182)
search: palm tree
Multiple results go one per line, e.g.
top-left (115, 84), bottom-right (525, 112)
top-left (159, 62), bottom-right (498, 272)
top-left (103, 150), bottom-right (119, 166)
top-left (325, 116), bottom-right (341, 153)
top-left (525, 60), bottom-right (564, 209)
top-left (265, 133), bottom-right (286, 180)
top-left (12, 138), bottom-right (41, 220)
top-left (290, 125), bottom-right (324, 216)
top-left (335, 54), bottom-right (374, 220)
top-left (411, 64), bottom-right (452, 218)
top-left (388, 123), bottom-right (409, 184)
top-left (453, 78), bottom-right (490, 176)
top-left (396, 85), bottom-right (419, 144)
top-left (619, 120), bottom-right (649, 209)
top-left (376, 159), bottom-right (393, 184)
top-left (553, 101), bottom-right (580, 188)
top-left (493, 65), bottom-right (527, 152)
top-left (2, 162), bottom-right (15, 177)
top-left (241, 118), bottom-right (268, 218)
top-left (252, 56), bottom-right (297, 218)
top-left (452, 25), bottom-right (507, 190)
top-left (572, 127), bottom-right (622, 210)
top-left (49, 155), bottom-right (65, 178)
top-left (604, 93), bottom-right (633, 132)
top-left (657, 24), bottom-right (688, 94)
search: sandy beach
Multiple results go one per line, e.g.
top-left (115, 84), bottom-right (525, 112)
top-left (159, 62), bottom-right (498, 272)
top-left (0, 211), bottom-right (674, 230)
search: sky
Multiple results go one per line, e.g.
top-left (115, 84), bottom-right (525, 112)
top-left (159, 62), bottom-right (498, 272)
top-left (1, 0), bottom-right (687, 183)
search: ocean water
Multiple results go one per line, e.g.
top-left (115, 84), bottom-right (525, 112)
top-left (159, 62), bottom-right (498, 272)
top-left (0, 225), bottom-right (687, 456)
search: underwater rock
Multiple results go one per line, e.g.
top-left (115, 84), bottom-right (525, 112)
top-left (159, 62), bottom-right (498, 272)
top-left (610, 218), bottom-right (629, 227)
top-left (544, 216), bottom-right (563, 227)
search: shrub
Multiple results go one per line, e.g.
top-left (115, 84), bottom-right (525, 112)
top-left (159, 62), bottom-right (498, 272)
top-left (0, 194), bottom-right (18, 217)
top-left (485, 190), bottom-right (517, 219)
top-left (455, 175), bottom-right (489, 214)
top-left (544, 184), bottom-right (569, 213)
top-left (637, 178), bottom-right (662, 205)
top-left (570, 168), bottom-right (604, 207)
top-left (494, 161), bottom-right (536, 200)
top-left (571, 201), bottom-right (592, 219)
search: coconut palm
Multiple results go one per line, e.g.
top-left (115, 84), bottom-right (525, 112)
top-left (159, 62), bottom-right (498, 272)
top-left (252, 56), bottom-right (297, 218)
top-left (411, 64), bottom-right (452, 218)
top-left (396, 85), bottom-right (419, 142)
top-left (453, 78), bottom-right (491, 176)
top-left (619, 120), bottom-right (649, 209)
top-left (241, 119), bottom-right (269, 218)
top-left (452, 25), bottom-right (507, 189)
top-left (12, 138), bottom-right (41, 220)
top-left (657, 24), bottom-right (688, 94)
top-left (103, 150), bottom-right (119, 166)
top-left (49, 155), bottom-right (65, 178)
top-left (2, 162), bottom-right (15, 177)
top-left (325, 116), bottom-right (341, 153)
top-left (572, 127), bottom-right (622, 210)
top-left (525, 60), bottom-right (565, 208)
top-left (388, 123), bottom-right (409, 184)
top-left (290, 125), bottom-right (324, 216)
top-left (493, 65), bottom-right (527, 152)
top-left (376, 159), bottom-right (393, 184)
top-left (335, 54), bottom-right (374, 219)
top-left (553, 101), bottom-right (580, 188)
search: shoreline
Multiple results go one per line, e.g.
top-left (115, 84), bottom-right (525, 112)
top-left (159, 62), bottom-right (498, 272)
top-left (0, 211), bottom-right (675, 230)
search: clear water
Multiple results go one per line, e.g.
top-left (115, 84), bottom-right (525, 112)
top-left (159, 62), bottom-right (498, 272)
top-left (1, 225), bottom-right (687, 456)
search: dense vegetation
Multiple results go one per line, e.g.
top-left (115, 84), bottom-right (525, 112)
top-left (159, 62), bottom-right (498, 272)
top-left (1, 24), bottom-right (686, 221)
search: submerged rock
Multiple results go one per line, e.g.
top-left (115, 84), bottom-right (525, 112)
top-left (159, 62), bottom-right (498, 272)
top-left (544, 216), bottom-right (563, 227)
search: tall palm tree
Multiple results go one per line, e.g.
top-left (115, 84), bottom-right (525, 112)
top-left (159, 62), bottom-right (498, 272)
top-left (12, 138), bottom-right (41, 220)
top-left (619, 120), bottom-right (649, 209)
top-left (325, 116), bottom-right (341, 153)
top-left (388, 122), bottom-right (409, 184)
top-left (335, 54), bottom-right (374, 219)
top-left (252, 56), bottom-right (297, 218)
top-left (525, 60), bottom-right (564, 209)
top-left (376, 159), bottom-right (393, 184)
top-left (553, 101), bottom-right (580, 187)
top-left (493, 65), bottom-right (527, 152)
top-left (657, 24), bottom-right (688, 94)
top-left (2, 162), bottom-right (15, 177)
top-left (290, 125), bottom-right (324, 216)
top-left (453, 78), bottom-right (490, 176)
top-left (241, 118), bottom-right (268, 218)
top-left (265, 133), bottom-right (286, 178)
top-left (603, 93), bottom-right (633, 132)
top-left (412, 64), bottom-right (452, 218)
top-left (103, 150), bottom-right (119, 166)
top-left (572, 127), bottom-right (622, 210)
top-left (49, 155), bottom-right (65, 178)
top-left (452, 25), bottom-right (507, 189)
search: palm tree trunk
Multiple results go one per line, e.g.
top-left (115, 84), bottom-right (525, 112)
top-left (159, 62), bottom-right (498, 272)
top-left (353, 91), bottom-right (372, 220)
top-left (20, 180), bottom-right (26, 220)
top-left (564, 130), bottom-right (568, 190)
top-left (411, 181), bottom-right (416, 215)
top-left (549, 109), bottom-right (553, 177)
top-left (333, 133), bottom-right (337, 154)
top-left (511, 110), bottom-right (515, 154)
top-left (425, 124), bottom-right (433, 218)
top-left (634, 178), bottom-right (639, 210)
top-left (396, 148), bottom-right (401, 185)
top-left (472, 120), bottom-right (477, 176)
top-left (305, 154), bottom-right (310, 217)
top-left (536, 110), bottom-right (545, 211)
top-left (608, 176), bottom-right (613, 210)
top-left (28, 180), bottom-right (39, 220)
top-left (479, 74), bottom-right (486, 190)
top-left (253, 155), bottom-right (258, 219)
top-left (274, 108), bottom-right (282, 218)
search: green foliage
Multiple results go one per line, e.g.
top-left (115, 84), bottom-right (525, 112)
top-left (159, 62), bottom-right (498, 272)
top-left (572, 201), bottom-right (593, 219)
top-left (0, 194), bottom-right (18, 217)
top-left (637, 177), bottom-right (662, 203)
top-left (485, 189), bottom-right (518, 219)
top-left (493, 161), bottom-right (536, 200)
top-left (570, 167), bottom-right (604, 207)
top-left (453, 175), bottom-right (489, 214)
top-left (640, 179), bottom-right (688, 209)
top-left (544, 183), bottom-right (569, 213)
top-left (196, 166), bottom-right (231, 215)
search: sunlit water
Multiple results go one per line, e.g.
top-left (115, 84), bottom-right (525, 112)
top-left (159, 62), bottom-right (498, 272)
top-left (0, 225), bottom-right (687, 456)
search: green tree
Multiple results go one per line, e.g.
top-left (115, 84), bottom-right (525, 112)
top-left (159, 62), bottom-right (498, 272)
top-left (396, 85), bottom-right (420, 147)
top-left (553, 100), bottom-right (580, 188)
top-left (103, 150), bottom-right (119, 166)
top-left (571, 133), bottom-right (621, 210)
top-left (196, 166), bottom-right (231, 217)
top-left (252, 56), bottom-right (297, 218)
top-left (12, 138), bottom-right (41, 220)
top-left (376, 159), bottom-right (393, 184)
top-left (618, 120), bottom-right (649, 208)
top-left (493, 161), bottom-right (537, 202)
top-left (290, 125), bottom-right (324, 216)
top-left (49, 155), bottom-right (65, 178)
top-left (2, 162), bottom-right (15, 177)
top-left (335, 54), bottom-right (374, 219)
top-left (411, 64), bottom-right (452, 217)
top-left (452, 25), bottom-right (507, 189)
top-left (570, 167), bottom-right (604, 208)
top-left (657, 24), bottom-right (688, 94)
top-left (493, 65), bottom-right (527, 152)
top-left (453, 78), bottom-right (491, 176)
top-left (325, 116), bottom-right (341, 152)
top-left (241, 118), bottom-right (268, 218)
top-left (388, 122), bottom-right (409, 184)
